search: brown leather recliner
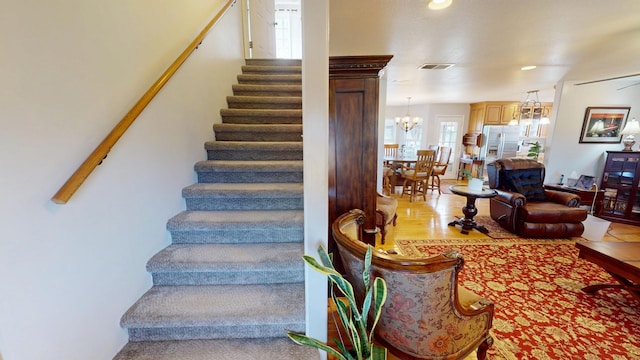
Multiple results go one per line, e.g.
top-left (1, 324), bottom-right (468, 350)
top-left (486, 158), bottom-right (587, 238)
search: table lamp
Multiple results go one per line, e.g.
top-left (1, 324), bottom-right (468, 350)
top-left (620, 118), bottom-right (639, 151)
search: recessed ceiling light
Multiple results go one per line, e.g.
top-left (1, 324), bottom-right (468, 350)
top-left (428, 0), bottom-right (453, 10)
top-left (521, 65), bottom-right (537, 71)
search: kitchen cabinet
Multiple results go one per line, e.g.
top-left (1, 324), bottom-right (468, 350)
top-left (600, 151), bottom-right (640, 225)
top-left (483, 104), bottom-right (503, 125)
top-left (469, 102), bottom-right (519, 128)
top-left (468, 103), bottom-right (485, 133)
top-left (501, 103), bottom-right (520, 124)
top-left (469, 101), bottom-right (553, 130)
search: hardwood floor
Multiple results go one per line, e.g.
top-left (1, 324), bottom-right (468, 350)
top-left (377, 179), bottom-right (640, 252)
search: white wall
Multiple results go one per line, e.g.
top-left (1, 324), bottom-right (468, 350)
top-left (377, 75), bottom-right (389, 191)
top-left (302, 0), bottom-right (329, 357)
top-left (545, 80), bottom-right (640, 184)
top-left (0, 1), bottom-right (243, 359)
top-left (385, 103), bottom-right (469, 148)
top-left (384, 102), bottom-right (469, 180)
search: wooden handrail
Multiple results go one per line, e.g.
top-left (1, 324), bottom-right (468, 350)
top-left (51, 0), bottom-right (237, 204)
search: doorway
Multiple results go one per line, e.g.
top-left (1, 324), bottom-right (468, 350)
top-left (432, 115), bottom-right (464, 179)
top-left (244, 0), bottom-right (302, 59)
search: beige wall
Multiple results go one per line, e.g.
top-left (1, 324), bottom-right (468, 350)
top-left (0, 1), bottom-right (244, 359)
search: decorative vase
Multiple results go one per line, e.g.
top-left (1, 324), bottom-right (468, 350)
top-left (468, 178), bottom-right (484, 192)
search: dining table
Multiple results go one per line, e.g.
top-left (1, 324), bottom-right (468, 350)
top-left (383, 155), bottom-right (417, 191)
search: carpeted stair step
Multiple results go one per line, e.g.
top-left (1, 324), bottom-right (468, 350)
top-left (205, 141), bottom-right (303, 161)
top-left (245, 59), bottom-right (301, 67)
top-left (195, 160), bottom-right (303, 183)
top-left (182, 183), bottom-right (303, 211)
top-left (220, 108), bottom-right (302, 124)
top-left (232, 84), bottom-right (302, 97)
top-left (116, 59), bottom-right (311, 359)
top-left (120, 283), bottom-right (305, 341)
top-left (237, 73), bottom-right (302, 85)
top-left (167, 210), bottom-right (303, 244)
top-left (146, 243), bottom-right (304, 285)
top-left (113, 338), bottom-right (319, 360)
top-left (240, 65), bottom-right (301, 75)
top-left (213, 124), bottom-right (302, 142)
top-left (227, 95), bottom-right (301, 110)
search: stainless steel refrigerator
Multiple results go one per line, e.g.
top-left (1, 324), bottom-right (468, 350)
top-left (480, 125), bottom-right (520, 166)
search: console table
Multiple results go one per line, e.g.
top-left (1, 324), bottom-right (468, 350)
top-left (576, 241), bottom-right (640, 301)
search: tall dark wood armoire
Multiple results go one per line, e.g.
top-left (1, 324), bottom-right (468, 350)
top-left (328, 55), bottom-right (393, 258)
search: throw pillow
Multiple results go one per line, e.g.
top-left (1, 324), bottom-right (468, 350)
top-left (502, 168), bottom-right (547, 201)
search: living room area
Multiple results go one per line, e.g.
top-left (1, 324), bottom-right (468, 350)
top-left (5, 1), bottom-right (640, 359)
top-left (325, 1), bottom-right (640, 358)
top-left (348, 175), bottom-right (640, 359)
top-left (363, 92), bottom-right (640, 358)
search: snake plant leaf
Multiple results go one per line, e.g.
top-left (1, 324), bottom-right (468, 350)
top-left (287, 332), bottom-right (347, 360)
top-left (317, 244), bottom-right (335, 268)
top-left (288, 244), bottom-right (388, 359)
top-left (334, 293), bottom-right (368, 359)
top-left (361, 284), bottom-right (373, 326)
top-left (328, 273), bottom-right (356, 302)
top-left (372, 344), bottom-right (388, 360)
top-left (302, 255), bottom-right (345, 280)
top-left (333, 294), bottom-right (352, 336)
top-left (362, 246), bottom-right (372, 289)
top-left (335, 294), bottom-right (363, 356)
top-left (334, 338), bottom-right (350, 359)
top-left (368, 277), bottom-right (387, 344)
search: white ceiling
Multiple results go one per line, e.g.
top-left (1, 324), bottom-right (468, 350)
top-left (329, 0), bottom-right (640, 106)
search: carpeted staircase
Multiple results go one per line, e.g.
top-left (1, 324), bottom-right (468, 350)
top-left (114, 59), bottom-right (318, 359)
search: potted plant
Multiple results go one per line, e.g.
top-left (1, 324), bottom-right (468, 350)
top-left (527, 141), bottom-right (542, 160)
top-left (460, 168), bottom-right (484, 191)
top-left (287, 245), bottom-right (388, 360)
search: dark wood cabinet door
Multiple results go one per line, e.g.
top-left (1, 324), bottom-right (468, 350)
top-left (327, 55), bottom-right (392, 252)
top-left (329, 77), bottom-right (379, 245)
top-left (600, 151), bottom-right (640, 225)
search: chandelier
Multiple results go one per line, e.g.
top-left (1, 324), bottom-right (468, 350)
top-left (508, 90), bottom-right (550, 126)
top-left (395, 97), bottom-right (422, 133)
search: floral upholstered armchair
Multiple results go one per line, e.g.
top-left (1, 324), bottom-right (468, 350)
top-left (332, 209), bottom-right (494, 360)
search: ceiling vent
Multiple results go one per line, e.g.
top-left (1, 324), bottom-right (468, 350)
top-left (419, 63), bottom-right (454, 70)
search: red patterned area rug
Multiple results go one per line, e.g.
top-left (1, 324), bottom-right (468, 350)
top-left (395, 238), bottom-right (640, 359)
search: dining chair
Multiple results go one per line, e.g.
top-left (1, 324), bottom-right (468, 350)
top-left (427, 144), bottom-right (440, 160)
top-left (400, 149), bottom-right (436, 202)
top-left (383, 144), bottom-right (400, 194)
top-left (384, 143), bottom-right (399, 155)
top-left (383, 144), bottom-right (399, 163)
top-left (429, 145), bottom-right (452, 194)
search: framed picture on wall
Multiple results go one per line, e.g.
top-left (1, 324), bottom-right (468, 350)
top-left (579, 106), bottom-right (631, 143)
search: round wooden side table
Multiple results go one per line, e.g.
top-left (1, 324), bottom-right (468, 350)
top-left (448, 185), bottom-right (497, 234)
